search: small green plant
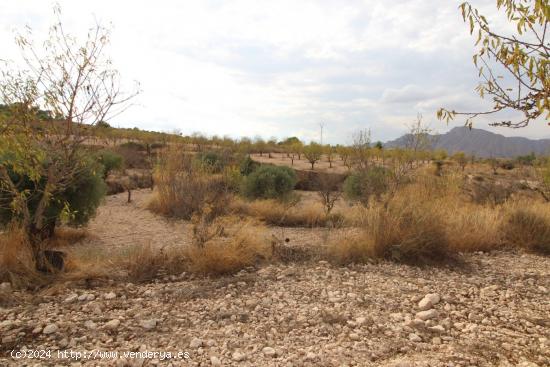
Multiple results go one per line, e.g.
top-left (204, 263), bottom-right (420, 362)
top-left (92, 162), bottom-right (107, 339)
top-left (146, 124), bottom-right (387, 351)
top-left (197, 151), bottom-right (224, 173)
top-left (242, 165), bottom-right (297, 199)
top-left (239, 155), bottom-right (259, 176)
top-left (95, 150), bottom-right (124, 179)
top-left (343, 167), bottom-right (389, 205)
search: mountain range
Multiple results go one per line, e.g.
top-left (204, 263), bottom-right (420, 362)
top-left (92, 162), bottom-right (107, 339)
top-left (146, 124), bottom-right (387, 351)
top-left (385, 126), bottom-right (550, 158)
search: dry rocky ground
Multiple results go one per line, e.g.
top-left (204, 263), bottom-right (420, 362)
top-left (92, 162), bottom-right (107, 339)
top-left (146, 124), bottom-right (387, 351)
top-left (1, 192), bottom-right (549, 367)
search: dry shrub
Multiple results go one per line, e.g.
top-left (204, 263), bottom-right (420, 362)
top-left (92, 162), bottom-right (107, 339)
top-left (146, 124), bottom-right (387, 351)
top-left (231, 198), bottom-right (336, 227)
top-left (122, 245), bottom-right (188, 282)
top-left (329, 199), bottom-right (450, 264)
top-left (63, 244), bottom-right (189, 283)
top-left (0, 225), bottom-right (45, 289)
top-left (185, 220), bottom-right (271, 275)
top-left (329, 177), bottom-right (461, 264)
top-left (44, 227), bottom-right (89, 248)
top-left (327, 231), bottom-right (375, 264)
top-left (444, 202), bottom-right (503, 252)
top-left (502, 202), bottom-right (550, 255)
top-left (62, 246), bottom-right (120, 282)
top-left (148, 147), bottom-right (230, 220)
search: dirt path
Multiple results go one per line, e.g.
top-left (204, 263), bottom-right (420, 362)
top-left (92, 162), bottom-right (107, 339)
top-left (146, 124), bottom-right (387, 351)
top-left (81, 190), bottom-right (192, 249)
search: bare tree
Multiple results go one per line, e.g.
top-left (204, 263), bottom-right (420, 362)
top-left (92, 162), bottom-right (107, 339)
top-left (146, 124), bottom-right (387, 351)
top-left (351, 129), bottom-right (371, 170)
top-left (403, 114), bottom-right (434, 167)
top-left (316, 174), bottom-right (342, 215)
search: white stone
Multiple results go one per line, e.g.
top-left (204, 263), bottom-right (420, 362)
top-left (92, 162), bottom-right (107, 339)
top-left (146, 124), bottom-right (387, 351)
top-left (0, 282), bottom-right (11, 293)
top-left (210, 356), bottom-right (221, 366)
top-left (428, 325), bottom-right (445, 333)
top-left (43, 324), bottom-right (58, 335)
top-left (232, 351), bottom-right (246, 361)
top-left (262, 347), bottom-right (277, 357)
top-left (104, 292), bottom-right (117, 300)
top-left (59, 338), bottom-right (69, 348)
top-left (104, 319), bottom-right (120, 330)
top-left (418, 293), bottom-right (441, 311)
top-left (84, 320), bottom-right (97, 330)
top-left (305, 352), bottom-right (316, 360)
top-left (189, 338), bottom-right (203, 348)
top-left (139, 320), bottom-right (157, 330)
top-left (64, 294), bottom-right (78, 303)
top-left (408, 333), bottom-right (422, 342)
top-left (416, 309), bottom-right (438, 321)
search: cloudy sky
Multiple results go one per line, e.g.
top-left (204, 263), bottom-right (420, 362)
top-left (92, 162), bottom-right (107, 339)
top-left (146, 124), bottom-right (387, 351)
top-left (1, 0), bottom-right (548, 144)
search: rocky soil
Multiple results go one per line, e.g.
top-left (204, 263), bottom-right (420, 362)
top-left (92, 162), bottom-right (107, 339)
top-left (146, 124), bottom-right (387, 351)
top-left (1, 190), bottom-right (549, 366)
top-left (1, 250), bottom-right (549, 366)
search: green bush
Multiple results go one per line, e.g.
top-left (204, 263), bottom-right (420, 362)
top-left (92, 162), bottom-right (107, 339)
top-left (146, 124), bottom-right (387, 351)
top-left (0, 153), bottom-right (106, 236)
top-left (242, 165), bottom-right (297, 199)
top-left (95, 150), bottom-right (124, 178)
top-left (197, 151), bottom-right (223, 172)
top-left (239, 155), bottom-right (259, 176)
top-left (343, 167), bottom-right (389, 205)
top-left (516, 153), bottom-right (536, 166)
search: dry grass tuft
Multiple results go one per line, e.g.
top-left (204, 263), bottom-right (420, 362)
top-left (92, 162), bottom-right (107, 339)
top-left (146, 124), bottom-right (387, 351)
top-left (185, 221), bottom-right (271, 275)
top-left (44, 227), bottom-right (90, 249)
top-left (328, 200), bottom-right (451, 265)
top-left (444, 203), bottom-right (503, 252)
top-left (502, 201), bottom-right (550, 255)
top-left (0, 225), bottom-right (46, 289)
top-left (231, 197), bottom-right (340, 227)
top-left (122, 245), bottom-right (188, 282)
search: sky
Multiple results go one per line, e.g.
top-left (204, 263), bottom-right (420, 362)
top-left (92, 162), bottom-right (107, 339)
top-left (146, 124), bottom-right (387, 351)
top-left (1, 0), bottom-right (548, 144)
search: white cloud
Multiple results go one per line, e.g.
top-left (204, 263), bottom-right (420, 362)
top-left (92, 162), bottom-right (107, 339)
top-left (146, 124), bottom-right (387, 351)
top-left (1, 0), bottom-right (548, 143)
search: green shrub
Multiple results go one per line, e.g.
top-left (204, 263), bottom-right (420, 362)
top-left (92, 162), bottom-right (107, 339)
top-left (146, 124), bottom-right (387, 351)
top-left (197, 150), bottom-right (235, 173)
top-left (95, 150), bottom-right (124, 178)
top-left (0, 153), bottom-right (106, 236)
top-left (242, 165), bottom-right (297, 199)
top-left (239, 155), bottom-right (259, 176)
top-left (223, 165), bottom-right (244, 193)
top-left (516, 153), bottom-right (536, 166)
top-left (343, 167), bottom-right (389, 205)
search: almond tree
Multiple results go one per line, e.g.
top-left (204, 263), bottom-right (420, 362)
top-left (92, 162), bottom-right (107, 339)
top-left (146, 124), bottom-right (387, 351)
top-left (0, 7), bottom-right (138, 268)
top-left (304, 143), bottom-right (323, 170)
top-left (438, 1), bottom-right (549, 128)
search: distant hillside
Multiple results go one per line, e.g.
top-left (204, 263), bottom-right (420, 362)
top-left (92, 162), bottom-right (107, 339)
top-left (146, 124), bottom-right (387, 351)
top-left (385, 126), bottom-right (550, 158)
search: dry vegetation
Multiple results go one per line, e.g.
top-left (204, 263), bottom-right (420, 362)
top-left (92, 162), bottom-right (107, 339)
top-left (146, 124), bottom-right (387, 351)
top-left (327, 172), bottom-right (550, 265)
top-left (2, 148), bottom-right (549, 296)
